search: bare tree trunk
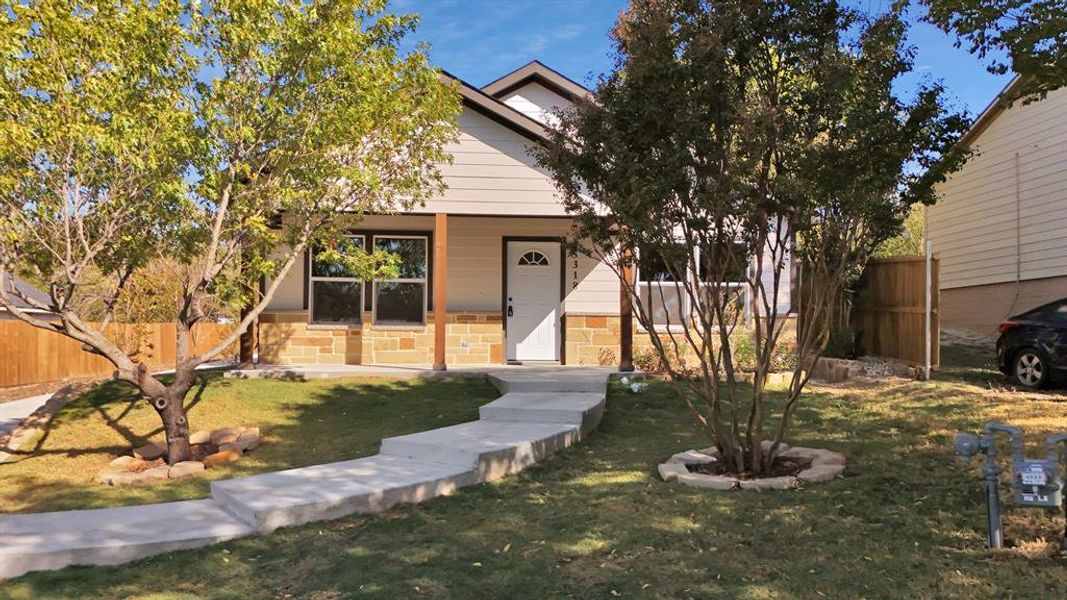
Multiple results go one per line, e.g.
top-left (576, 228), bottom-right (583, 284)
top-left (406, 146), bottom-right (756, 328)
top-left (238, 304), bottom-right (256, 368)
top-left (155, 388), bottom-right (193, 464)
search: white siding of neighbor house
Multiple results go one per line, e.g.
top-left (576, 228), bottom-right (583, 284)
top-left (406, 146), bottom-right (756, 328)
top-left (758, 221), bottom-right (793, 316)
top-left (409, 108), bottom-right (569, 217)
top-left (928, 87), bottom-right (1067, 289)
top-left (499, 81), bottom-right (574, 126)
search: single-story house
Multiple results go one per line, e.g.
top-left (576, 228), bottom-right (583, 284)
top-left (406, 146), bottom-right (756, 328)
top-left (0, 274), bottom-right (56, 321)
top-left (258, 61), bottom-right (793, 369)
top-left (927, 78), bottom-right (1067, 336)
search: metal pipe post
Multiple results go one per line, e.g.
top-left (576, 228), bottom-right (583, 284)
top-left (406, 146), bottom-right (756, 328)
top-left (983, 453), bottom-right (1003, 549)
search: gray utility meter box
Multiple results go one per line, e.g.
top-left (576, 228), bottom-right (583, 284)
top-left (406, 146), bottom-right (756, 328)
top-left (954, 423), bottom-right (1067, 549)
top-left (1014, 459), bottom-right (1063, 508)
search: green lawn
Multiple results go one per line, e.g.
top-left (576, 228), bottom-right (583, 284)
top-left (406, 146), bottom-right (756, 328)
top-left (4, 347), bottom-right (1067, 598)
top-left (0, 373), bottom-right (497, 513)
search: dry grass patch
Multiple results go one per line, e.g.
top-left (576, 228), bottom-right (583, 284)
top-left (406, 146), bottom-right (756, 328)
top-left (4, 345), bottom-right (1067, 598)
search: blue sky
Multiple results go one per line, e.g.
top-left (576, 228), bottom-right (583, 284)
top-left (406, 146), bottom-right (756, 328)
top-left (393, 0), bottom-right (1012, 117)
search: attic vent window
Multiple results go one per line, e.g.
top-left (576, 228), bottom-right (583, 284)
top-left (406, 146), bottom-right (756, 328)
top-left (518, 250), bottom-right (550, 266)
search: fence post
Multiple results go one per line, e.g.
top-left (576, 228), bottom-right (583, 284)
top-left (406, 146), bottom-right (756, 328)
top-left (925, 241), bottom-right (933, 381)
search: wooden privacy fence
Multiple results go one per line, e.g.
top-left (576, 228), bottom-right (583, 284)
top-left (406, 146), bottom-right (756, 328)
top-left (0, 321), bottom-right (236, 388)
top-left (853, 255), bottom-right (940, 367)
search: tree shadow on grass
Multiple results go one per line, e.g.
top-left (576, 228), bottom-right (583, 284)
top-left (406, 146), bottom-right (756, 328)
top-left (9, 376), bottom-right (1066, 599)
top-left (7, 354), bottom-right (1067, 596)
top-left (0, 373), bottom-right (498, 514)
top-left (4, 372), bottom-right (216, 463)
top-left (204, 375), bottom-right (498, 480)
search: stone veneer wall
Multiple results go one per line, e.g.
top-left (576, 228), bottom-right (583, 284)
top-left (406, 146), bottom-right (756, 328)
top-left (259, 312), bottom-right (503, 366)
top-left (260, 311), bottom-right (793, 367)
top-left (565, 314), bottom-right (798, 367)
top-left (564, 315), bottom-right (660, 366)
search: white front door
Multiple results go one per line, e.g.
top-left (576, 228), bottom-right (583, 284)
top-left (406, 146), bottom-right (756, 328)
top-left (506, 241), bottom-right (561, 362)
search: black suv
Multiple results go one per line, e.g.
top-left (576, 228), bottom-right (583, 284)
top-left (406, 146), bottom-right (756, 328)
top-left (996, 298), bottom-right (1067, 389)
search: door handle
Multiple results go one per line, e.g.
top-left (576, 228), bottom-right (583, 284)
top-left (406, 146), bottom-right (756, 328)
top-left (507, 305), bottom-right (514, 317)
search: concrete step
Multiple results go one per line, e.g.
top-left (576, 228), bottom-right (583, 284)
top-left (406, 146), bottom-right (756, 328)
top-left (379, 420), bottom-right (580, 482)
top-left (0, 499), bottom-right (253, 580)
top-left (486, 369), bottom-right (610, 394)
top-left (211, 454), bottom-right (477, 533)
top-left (479, 392), bottom-right (605, 436)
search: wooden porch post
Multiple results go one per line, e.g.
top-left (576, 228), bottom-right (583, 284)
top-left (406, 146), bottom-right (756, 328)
top-left (238, 303), bottom-right (257, 368)
top-left (238, 261), bottom-right (259, 369)
top-left (433, 213), bottom-right (448, 371)
top-left (619, 259), bottom-right (635, 372)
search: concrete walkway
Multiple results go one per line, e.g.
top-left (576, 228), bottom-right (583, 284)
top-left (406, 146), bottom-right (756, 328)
top-left (0, 368), bottom-right (615, 580)
top-left (0, 394), bottom-right (51, 439)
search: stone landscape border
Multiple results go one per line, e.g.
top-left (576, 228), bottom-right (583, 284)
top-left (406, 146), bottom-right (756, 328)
top-left (97, 426), bottom-right (261, 486)
top-left (658, 442), bottom-right (846, 490)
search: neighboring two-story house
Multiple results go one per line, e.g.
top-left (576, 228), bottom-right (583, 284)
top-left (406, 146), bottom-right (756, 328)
top-left (257, 61), bottom-right (792, 369)
top-left (927, 78), bottom-right (1067, 336)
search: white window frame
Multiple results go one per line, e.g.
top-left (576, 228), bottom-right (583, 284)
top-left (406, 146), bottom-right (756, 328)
top-left (308, 234), bottom-right (366, 325)
top-left (371, 234), bottom-right (429, 327)
top-left (637, 245), bottom-right (751, 331)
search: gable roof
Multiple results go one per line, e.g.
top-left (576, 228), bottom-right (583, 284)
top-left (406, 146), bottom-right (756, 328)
top-left (959, 75), bottom-right (1027, 148)
top-left (440, 70), bottom-right (552, 144)
top-left (481, 60), bottom-right (593, 103)
top-left (1, 273), bottom-right (53, 314)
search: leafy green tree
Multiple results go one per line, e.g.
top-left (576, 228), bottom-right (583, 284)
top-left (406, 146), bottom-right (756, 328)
top-left (0, 0), bottom-right (459, 463)
top-left (922, 0), bottom-right (1067, 98)
top-left (538, 0), bottom-right (968, 475)
top-left (875, 204), bottom-right (926, 257)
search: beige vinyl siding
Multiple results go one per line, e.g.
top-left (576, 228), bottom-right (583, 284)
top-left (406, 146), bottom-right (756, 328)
top-left (264, 215), bottom-right (435, 312)
top-left (265, 215), bottom-right (622, 316)
top-left (268, 255), bottom-right (304, 311)
top-left (928, 87), bottom-right (1067, 289)
top-left (499, 81), bottom-right (574, 126)
top-left (413, 108), bottom-right (569, 216)
top-left (447, 216), bottom-right (619, 314)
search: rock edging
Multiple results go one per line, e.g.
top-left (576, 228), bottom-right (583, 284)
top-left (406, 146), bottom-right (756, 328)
top-left (97, 426), bottom-right (261, 486)
top-left (658, 442), bottom-right (846, 490)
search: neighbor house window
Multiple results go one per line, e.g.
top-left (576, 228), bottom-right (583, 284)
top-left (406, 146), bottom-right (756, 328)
top-left (309, 235), bottom-right (366, 325)
top-left (373, 235), bottom-right (428, 326)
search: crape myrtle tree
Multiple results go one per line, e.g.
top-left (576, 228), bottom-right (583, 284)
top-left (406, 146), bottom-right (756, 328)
top-left (536, 0), bottom-right (969, 475)
top-left (0, 0), bottom-right (459, 464)
top-left (921, 0), bottom-right (1067, 99)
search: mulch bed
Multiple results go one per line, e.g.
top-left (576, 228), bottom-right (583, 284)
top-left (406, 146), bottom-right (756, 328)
top-left (687, 454), bottom-right (811, 479)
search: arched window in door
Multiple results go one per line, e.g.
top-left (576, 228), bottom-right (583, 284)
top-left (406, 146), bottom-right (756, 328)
top-left (517, 250), bottom-right (551, 266)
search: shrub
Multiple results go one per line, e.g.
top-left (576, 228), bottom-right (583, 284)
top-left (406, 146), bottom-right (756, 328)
top-left (824, 328), bottom-right (856, 359)
top-left (633, 346), bottom-right (693, 377)
top-left (596, 347), bottom-right (617, 366)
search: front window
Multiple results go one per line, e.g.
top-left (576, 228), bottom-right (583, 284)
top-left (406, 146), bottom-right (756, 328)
top-left (637, 242), bottom-right (750, 329)
top-left (309, 235), bottom-right (366, 325)
top-left (373, 236), bottom-right (428, 326)
top-left (638, 247), bottom-right (687, 327)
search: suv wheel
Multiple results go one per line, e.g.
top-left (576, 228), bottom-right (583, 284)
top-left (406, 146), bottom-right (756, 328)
top-left (1013, 348), bottom-right (1049, 389)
